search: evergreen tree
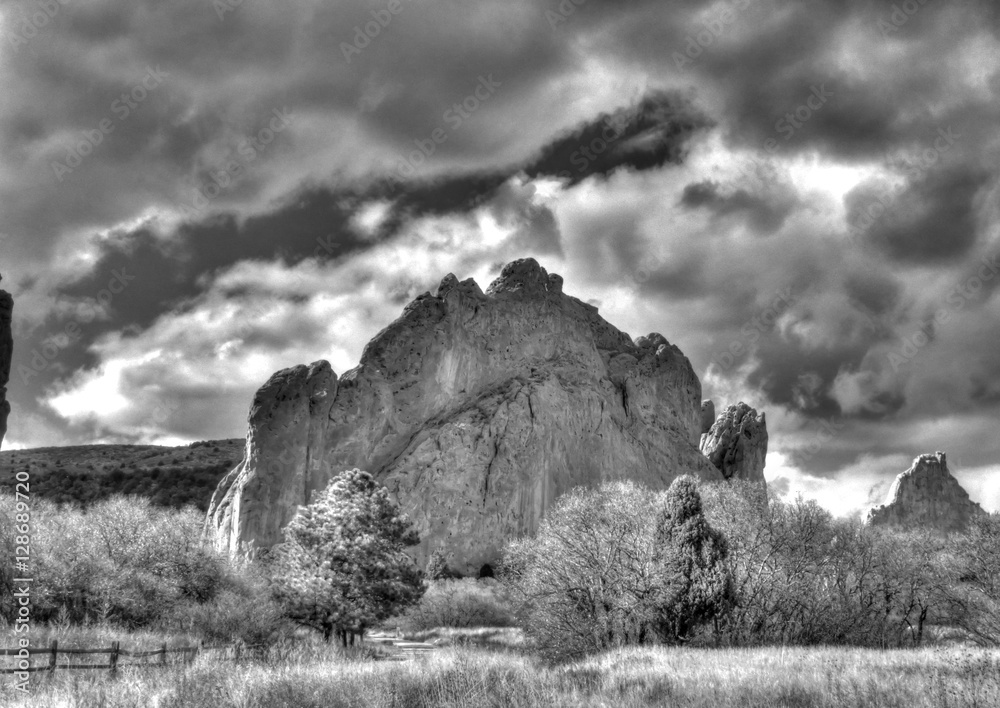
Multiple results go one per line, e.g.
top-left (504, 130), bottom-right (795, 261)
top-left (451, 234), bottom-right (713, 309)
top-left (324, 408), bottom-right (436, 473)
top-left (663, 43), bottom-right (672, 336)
top-left (425, 549), bottom-right (452, 581)
top-left (654, 475), bottom-right (732, 643)
top-left (270, 469), bottom-right (424, 645)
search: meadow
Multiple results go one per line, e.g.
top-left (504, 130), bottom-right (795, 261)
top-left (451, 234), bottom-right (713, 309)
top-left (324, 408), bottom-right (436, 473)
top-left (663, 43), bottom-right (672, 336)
top-left (5, 626), bottom-right (1000, 708)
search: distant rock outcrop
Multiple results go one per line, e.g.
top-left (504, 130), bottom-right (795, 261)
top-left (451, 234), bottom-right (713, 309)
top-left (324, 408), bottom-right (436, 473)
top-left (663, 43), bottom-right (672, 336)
top-left (0, 274), bottom-right (11, 450)
top-left (699, 402), bottom-right (768, 485)
top-left (867, 452), bottom-right (985, 532)
top-left (208, 258), bottom-right (725, 573)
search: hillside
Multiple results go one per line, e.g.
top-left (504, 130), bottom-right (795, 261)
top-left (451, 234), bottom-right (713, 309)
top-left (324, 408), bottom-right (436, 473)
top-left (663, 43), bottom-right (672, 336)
top-left (0, 439), bottom-right (244, 511)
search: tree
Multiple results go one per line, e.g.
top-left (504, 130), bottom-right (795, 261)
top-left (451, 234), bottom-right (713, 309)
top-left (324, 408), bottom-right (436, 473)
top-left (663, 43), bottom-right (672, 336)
top-left (951, 512), bottom-right (1000, 645)
top-left (425, 549), bottom-right (453, 581)
top-left (270, 469), bottom-right (424, 646)
top-left (652, 476), bottom-right (731, 643)
top-left (503, 477), bottom-right (730, 660)
top-left (503, 481), bottom-right (659, 659)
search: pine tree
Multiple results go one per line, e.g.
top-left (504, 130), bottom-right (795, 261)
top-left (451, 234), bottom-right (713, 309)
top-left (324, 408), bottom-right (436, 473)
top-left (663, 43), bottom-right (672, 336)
top-left (270, 469), bottom-right (424, 645)
top-left (653, 475), bottom-right (732, 643)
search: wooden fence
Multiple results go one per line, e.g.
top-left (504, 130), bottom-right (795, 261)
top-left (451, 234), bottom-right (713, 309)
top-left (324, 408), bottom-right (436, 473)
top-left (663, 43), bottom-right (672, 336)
top-left (2, 634), bottom-right (439, 674)
top-left (0, 639), bottom-right (259, 675)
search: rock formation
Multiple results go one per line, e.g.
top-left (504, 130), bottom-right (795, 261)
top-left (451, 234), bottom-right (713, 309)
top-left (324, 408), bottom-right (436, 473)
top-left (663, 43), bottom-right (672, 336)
top-left (0, 274), bottom-right (11, 450)
top-left (700, 400), bottom-right (715, 435)
top-left (208, 258), bottom-right (725, 573)
top-left (867, 452), bottom-right (985, 532)
top-left (699, 402), bottom-right (768, 485)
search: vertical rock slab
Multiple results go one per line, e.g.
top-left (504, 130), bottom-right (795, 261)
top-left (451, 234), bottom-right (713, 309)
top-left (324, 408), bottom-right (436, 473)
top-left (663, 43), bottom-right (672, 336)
top-left (208, 258), bottom-right (724, 572)
top-left (867, 452), bottom-right (985, 531)
top-left (699, 401), bottom-right (768, 485)
top-left (700, 400), bottom-right (715, 435)
top-left (0, 275), bottom-right (12, 450)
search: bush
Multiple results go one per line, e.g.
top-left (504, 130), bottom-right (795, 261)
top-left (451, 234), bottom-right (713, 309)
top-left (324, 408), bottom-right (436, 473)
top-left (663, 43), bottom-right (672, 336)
top-left (396, 578), bottom-right (517, 631)
top-left (164, 589), bottom-right (289, 646)
top-left (0, 496), bottom-right (244, 634)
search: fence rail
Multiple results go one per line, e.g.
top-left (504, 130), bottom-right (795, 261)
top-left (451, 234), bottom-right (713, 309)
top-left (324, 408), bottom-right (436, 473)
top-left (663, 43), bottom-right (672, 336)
top-left (0, 639), bottom-right (259, 675)
top-left (3, 634), bottom-right (437, 674)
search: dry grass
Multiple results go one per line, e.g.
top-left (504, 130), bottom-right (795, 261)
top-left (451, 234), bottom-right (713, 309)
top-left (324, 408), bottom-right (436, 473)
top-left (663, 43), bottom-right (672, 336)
top-left (5, 626), bottom-right (1000, 707)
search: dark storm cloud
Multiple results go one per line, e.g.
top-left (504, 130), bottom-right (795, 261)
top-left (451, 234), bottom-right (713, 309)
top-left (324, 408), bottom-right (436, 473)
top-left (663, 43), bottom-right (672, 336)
top-left (366, 90), bottom-right (708, 230)
top-left (848, 167), bottom-right (992, 264)
top-left (842, 272), bottom-right (901, 316)
top-left (524, 91), bottom-right (712, 185)
top-left (58, 186), bottom-right (368, 327)
top-left (679, 180), bottom-right (798, 233)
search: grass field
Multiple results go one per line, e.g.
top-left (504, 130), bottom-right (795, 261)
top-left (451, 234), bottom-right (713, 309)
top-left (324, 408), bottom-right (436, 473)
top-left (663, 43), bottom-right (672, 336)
top-left (5, 627), bottom-right (1000, 707)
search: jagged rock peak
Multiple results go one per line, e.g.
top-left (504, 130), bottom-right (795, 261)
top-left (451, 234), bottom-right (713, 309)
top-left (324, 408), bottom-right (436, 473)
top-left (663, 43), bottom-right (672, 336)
top-left (484, 258), bottom-right (564, 297)
top-left (0, 273), bottom-right (12, 450)
top-left (699, 401), bottom-right (768, 485)
top-left (867, 452), bottom-right (985, 531)
top-left (208, 257), bottom-right (723, 573)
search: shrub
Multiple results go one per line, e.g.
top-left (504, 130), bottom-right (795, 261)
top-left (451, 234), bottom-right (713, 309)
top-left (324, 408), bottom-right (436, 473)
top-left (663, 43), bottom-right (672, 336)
top-left (396, 578), bottom-right (517, 631)
top-left (164, 589), bottom-right (289, 646)
top-left (425, 549), bottom-right (455, 580)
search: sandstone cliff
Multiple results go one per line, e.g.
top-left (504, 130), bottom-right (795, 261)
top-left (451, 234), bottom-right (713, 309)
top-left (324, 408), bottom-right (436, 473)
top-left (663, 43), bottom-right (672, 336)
top-left (0, 274), bottom-right (11, 450)
top-left (867, 452), bottom-right (985, 532)
top-left (699, 402), bottom-right (768, 485)
top-left (208, 258), bottom-right (724, 573)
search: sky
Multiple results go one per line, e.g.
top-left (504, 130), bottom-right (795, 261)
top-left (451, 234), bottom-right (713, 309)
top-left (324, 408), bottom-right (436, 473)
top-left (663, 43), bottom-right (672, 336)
top-left (1, 0), bottom-right (999, 518)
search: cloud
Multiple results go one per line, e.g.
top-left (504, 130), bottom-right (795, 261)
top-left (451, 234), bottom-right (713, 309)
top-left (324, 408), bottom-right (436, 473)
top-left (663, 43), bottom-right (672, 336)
top-left (3, 0), bottom-right (1000, 516)
top-left (679, 179), bottom-right (799, 233)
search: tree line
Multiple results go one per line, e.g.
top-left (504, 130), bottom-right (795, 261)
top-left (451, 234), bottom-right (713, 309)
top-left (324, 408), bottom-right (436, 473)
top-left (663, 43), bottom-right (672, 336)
top-left (2, 469), bottom-right (998, 662)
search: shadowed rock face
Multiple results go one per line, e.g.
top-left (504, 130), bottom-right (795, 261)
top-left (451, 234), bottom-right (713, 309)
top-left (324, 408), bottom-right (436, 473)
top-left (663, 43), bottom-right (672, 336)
top-left (0, 275), bottom-right (11, 450)
top-left (208, 258), bottom-right (724, 573)
top-left (699, 402), bottom-right (768, 485)
top-left (700, 400), bottom-right (715, 435)
top-left (867, 452), bottom-right (985, 532)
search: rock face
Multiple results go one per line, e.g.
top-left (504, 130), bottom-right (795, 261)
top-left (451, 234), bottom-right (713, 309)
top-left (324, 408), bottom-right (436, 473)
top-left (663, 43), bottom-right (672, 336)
top-left (0, 274), bottom-right (11, 450)
top-left (699, 402), bottom-right (768, 485)
top-left (700, 400), bottom-right (715, 435)
top-left (867, 452), bottom-right (985, 532)
top-left (208, 258), bottom-right (724, 573)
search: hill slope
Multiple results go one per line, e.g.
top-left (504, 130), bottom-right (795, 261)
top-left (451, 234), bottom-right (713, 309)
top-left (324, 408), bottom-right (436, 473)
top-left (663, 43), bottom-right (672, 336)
top-left (0, 439), bottom-right (244, 511)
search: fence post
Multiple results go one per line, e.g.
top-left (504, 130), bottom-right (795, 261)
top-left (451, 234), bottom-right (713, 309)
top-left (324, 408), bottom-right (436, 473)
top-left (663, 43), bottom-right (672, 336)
top-left (109, 641), bottom-right (119, 675)
top-left (49, 640), bottom-right (57, 674)
top-left (161, 642), bottom-right (168, 667)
